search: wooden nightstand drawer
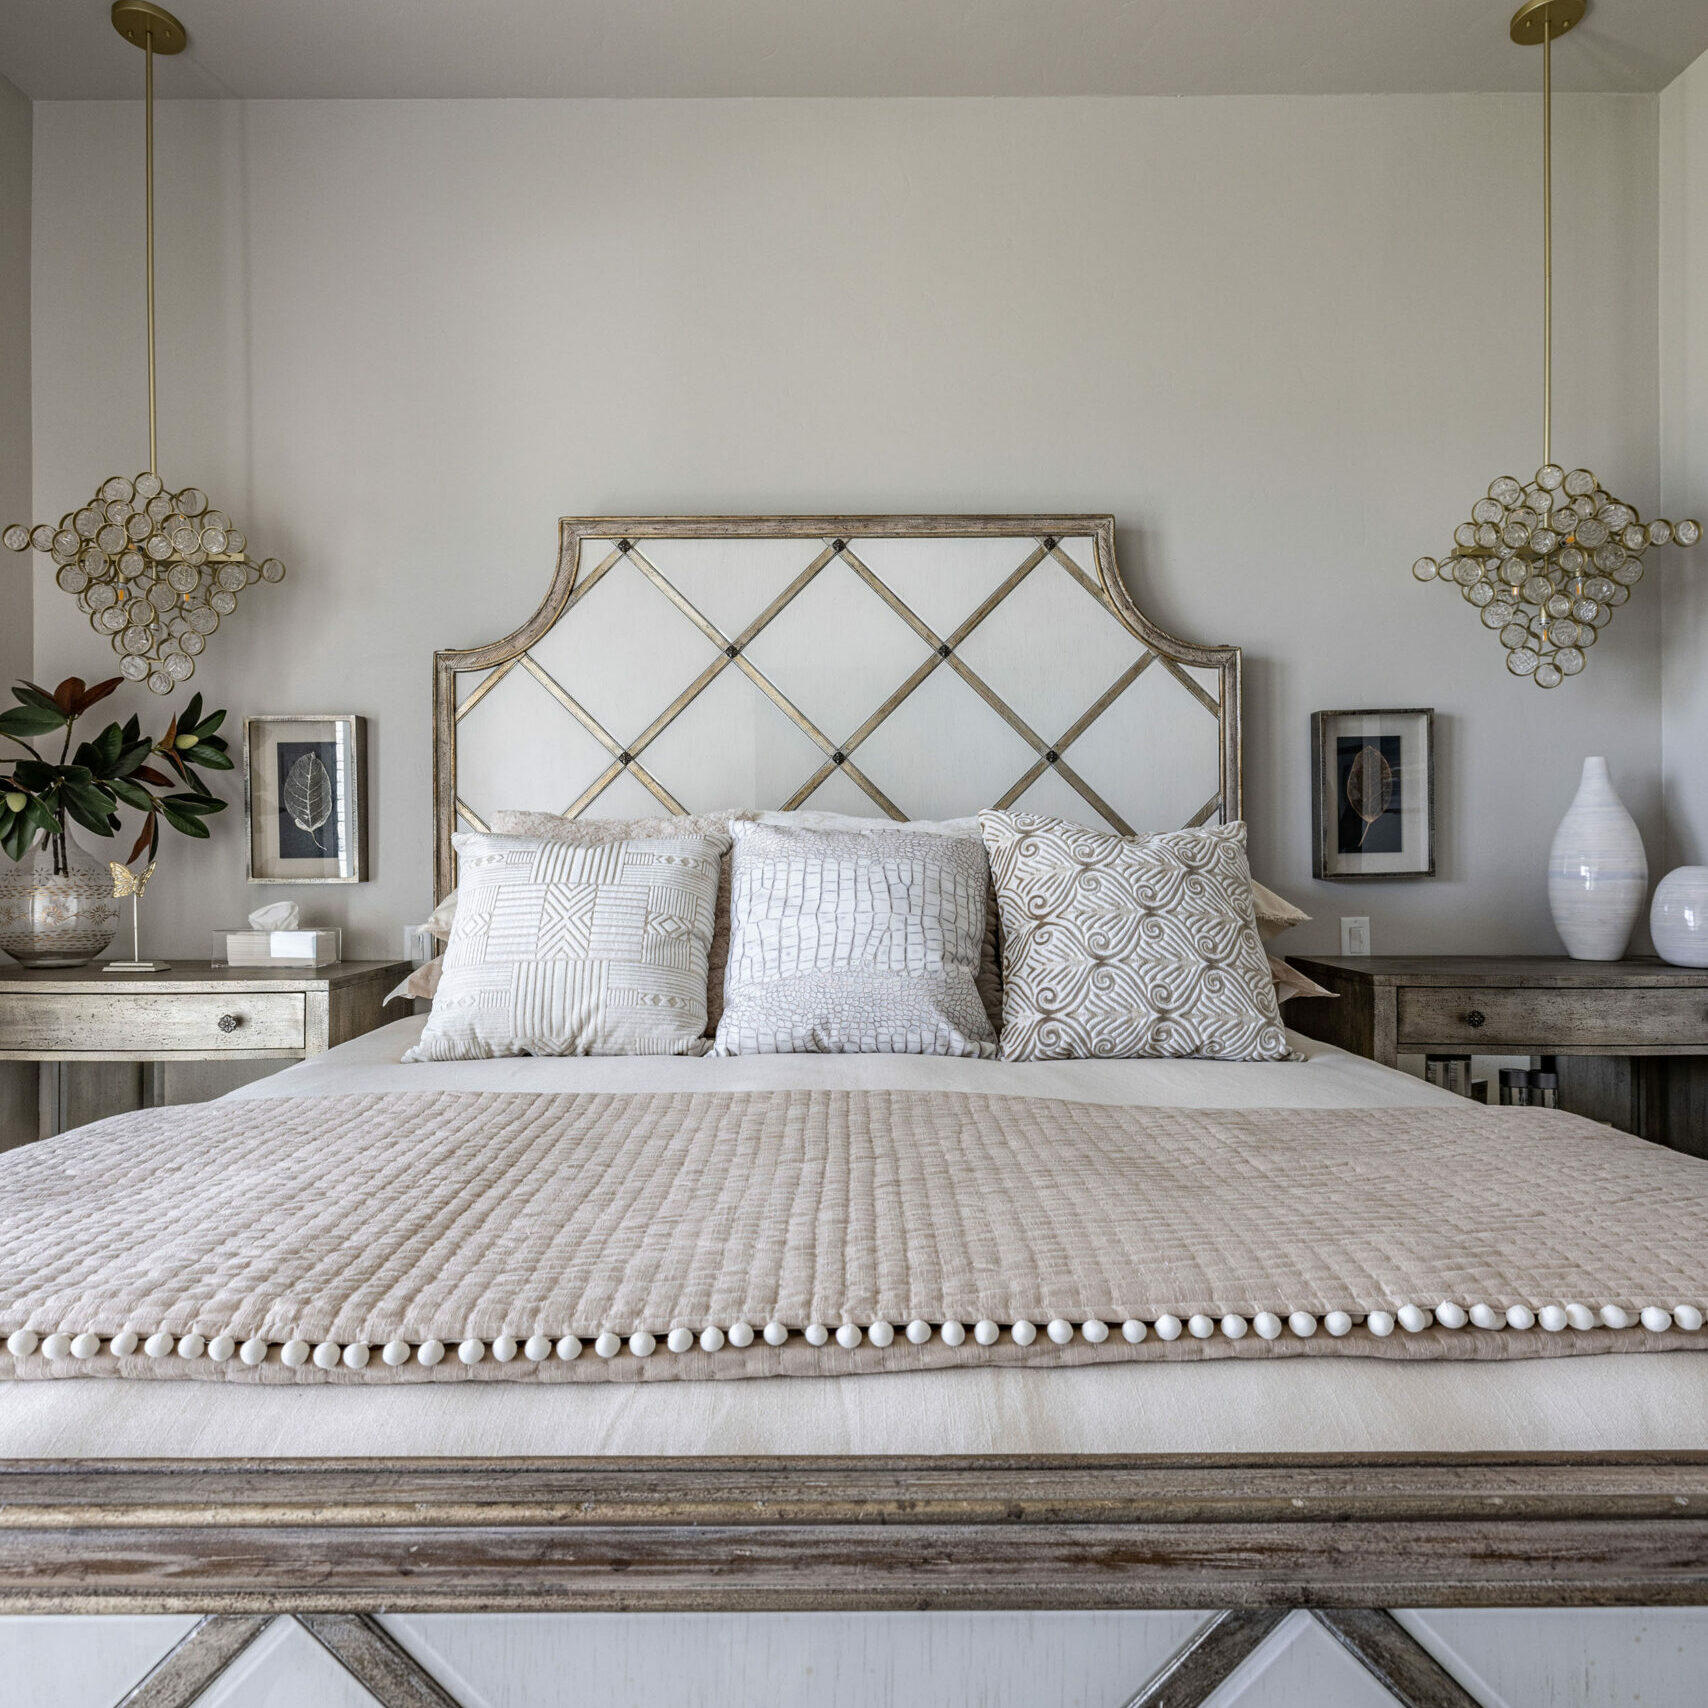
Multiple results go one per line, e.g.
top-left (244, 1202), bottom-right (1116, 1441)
top-left (1398, 985), bottom-right (1708, 1050)
top-left (0, 991), bottom-right (306, 1056)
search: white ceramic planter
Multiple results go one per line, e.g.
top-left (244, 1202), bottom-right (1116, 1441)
top-left (1651, 866), bottom-right (1708, 967)
top-left (1547, 757), bottom-right (1648, 961)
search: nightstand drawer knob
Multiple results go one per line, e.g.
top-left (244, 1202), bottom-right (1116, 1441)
top-left (217, 1013), bottom-right (242, 1034)
top-left (1465, 1009), bottom-right (1486, 1029)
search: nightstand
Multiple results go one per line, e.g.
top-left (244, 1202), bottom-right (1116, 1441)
top-left (1287, 955), bottom-right (1708, 1156)
top-left (0, 959), bottom-right (413, 1148)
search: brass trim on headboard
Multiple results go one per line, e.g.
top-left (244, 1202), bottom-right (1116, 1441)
top-left (433, 516), bottom-right (1242, 900)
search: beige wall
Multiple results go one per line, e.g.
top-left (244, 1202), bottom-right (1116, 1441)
top-left (1661, 50), bottom-right (1708, 870)
top-left (0, 75), bottom-right (28, 697)
top-left (29, 94), bottom-right (1663, 957)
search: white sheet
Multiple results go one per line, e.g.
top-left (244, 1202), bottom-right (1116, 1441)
top-left (8, 1019), bottom-right (1703, 1458)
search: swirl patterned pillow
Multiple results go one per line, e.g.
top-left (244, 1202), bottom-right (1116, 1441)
top-left (978, 810), bottom-right (1295, 1063)
top-left (715, 821), bottom-right (996, 1057)
top-left (405, 831), bottom-right (728, 1060)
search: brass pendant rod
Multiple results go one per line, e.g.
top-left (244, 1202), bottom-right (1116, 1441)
top-left (144, 30), bottom-right (157, 477)
top-left (1542, 23), bottom-right (1552, 467)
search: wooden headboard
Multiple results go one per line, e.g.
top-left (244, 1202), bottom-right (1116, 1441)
top-left (432, 515), bottom-right (1240, 898)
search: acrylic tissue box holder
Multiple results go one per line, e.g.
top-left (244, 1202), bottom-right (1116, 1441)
top-left (215, 927), bottom-right (341, 968)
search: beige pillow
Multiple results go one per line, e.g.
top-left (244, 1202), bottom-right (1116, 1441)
top-left (980, 810), bottom-right (1294, 1063)
top-left (1269, 955), bottom-right (1335, 1004)
top-left (488, 809), bottom-right (759, 1031)
top-left (385, 957), bottom-right (442, 1005)
top-left (407, 831), bottom-right (728, 1060)
top-left (1251, 880), bottom-right (1310, 941)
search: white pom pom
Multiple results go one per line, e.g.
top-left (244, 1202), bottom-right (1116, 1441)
top-left (5, 1330), bottom-right (38, 1358)
top-left (1469, 1303), bottom-right (1500, 1329)
top-left (1505, 1305), bottom-right (1536, 1331)
top-left (460, 1338), bottom-right (487, 1364)
top-left (176, 1334), bottom-right (205, 1360)
top-left (281, 1339), bottom-right (311, 1368)
top-left (906, 1319), bottom-right (933, 1345)
top-left (524, 1335), bottom-right (553, 1361)
top-left (1221, 1314), bottom-right (1250, 1340)
top-left (556, 1335), bottom-right (582, 1361)
top-left (240, 1338), bottom-right (271, 1366)
top-left (700, 1325), bottom-right (726, 1353)
top-left (342, 1343), bottom-right (370, 1369)
top-left (1538, 1305), bottom-right (1568, 1332)
top-left (1600, 1305), bottom-right (1631, 1330)
top-left (1047, 1318), bottom-right (1074, 1345)
top-left (805, 1323), bottom-right (829, 1346)
top-left (1011, 1319), bottom-right (1037, 1346)
top-left (1675, 1306), bottom-right (1704, 1332)
top-left (1564, 1302), bottom-right (1596, 1331)
top-left (1641, 1306), bottom-right (1673, 1334)
top-left (313, 1341), bottom-right (341, 1370)
top-left (836, 1323), bottom-right (862, 1349)
top-left (492, 1336), bottom-right (518, 1363)
top-left (764, 1321), bottom-right (789, 1347)
top-left (974, 1320), bottom-right (1000, 1346)
top-left (729, 1321), bottom-right (755, 1348)
top-left (627, 1332), bottom-right (655, 1358)
top-left (1288, 1311), bottom-right (1318, 1339)
top-left (1187, 1314), bottom-right (1215, 1340)
top-left (667, 1328), bottom-right (695, 1354)
top-left (42, 1333), bottom-right (72, 1360)
top-left (1435, 1302), bottom-right (1467, 1330)
top-left (382, 1340), bottom-right (410, 1366)
top-left (1366, 1311), bottom-right (1395, 1337)
top-left (112, 1328), bottom-right (141, 1356)
top-left (1253, 1312), bottom-right (1282, 1341)
top-left (594, 1332), bottom-right (622, 1359)
top-left (1082, 1318), bottom-right (1109, 1344)
top-left (866, 1321), bottom-right (893, 1347)
top-left (1155, 1314), bottom-right (1183, 1341)
top-left (144, 1331), bottom-right (174, 1358)
top-left (1398, 1305), bottom-right (1432, 1333)
top-left (418, 1338), bottom-right (446, 1366)
top-left (1121, 1319), bottom-right (1147, 1344)
top-left (940, 1320), bottom-right (966, 1347)
top-left (71, 1332), bottom-right (102, 1359)
top-left (1323, 1312), bottom-right (1351, 1338)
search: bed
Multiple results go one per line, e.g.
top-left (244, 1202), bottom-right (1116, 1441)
top-left (2, 517), bottom-right (1704, 1708)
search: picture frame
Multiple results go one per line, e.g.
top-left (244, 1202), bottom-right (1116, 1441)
top-left (1311, 708), bottom-right (1434, 880)
top-left (244, 714), bottom-right (368, 884)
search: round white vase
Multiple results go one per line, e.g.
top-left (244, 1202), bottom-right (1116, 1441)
top-left (1547, 757), bottom-right (1648, 961)
top-left (1651, 866), bottom-right (1708, 967)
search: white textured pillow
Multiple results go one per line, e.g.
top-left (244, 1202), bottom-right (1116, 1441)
top-left (979, 810), bottom-right (1294, 1063)
top-left (715, 820), bottom-right (996, 1057)
top-left (406, 831), bottom-right (728, 1060)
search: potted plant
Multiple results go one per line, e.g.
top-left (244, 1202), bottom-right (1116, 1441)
top-left (0, 678), bottom-right (230, 967)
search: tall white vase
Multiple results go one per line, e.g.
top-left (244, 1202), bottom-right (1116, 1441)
top-left (1547, 757), bottom-right (1648, 961)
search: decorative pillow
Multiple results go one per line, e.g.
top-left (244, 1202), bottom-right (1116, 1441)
top-left (1268, 955), bottom-right (1335, 1005)
top-left (1251, 880), bottom-right (1310, 942)
top-left (489, 808), bottom-right (759, 1031)
top-left (715, 821), bottom-right (996, 1057)
top-left (979, 810), bottom-right (1294, 1063)
top-left (757, 808), bottom-right (1003, 1036)
top-left (405, 831), bottom-right (728, 1060)
top-left (386, 957), bottom-right (442, 1005)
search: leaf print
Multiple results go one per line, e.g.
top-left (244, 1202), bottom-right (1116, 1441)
top-left (282, 752), bottom-right (334, 851)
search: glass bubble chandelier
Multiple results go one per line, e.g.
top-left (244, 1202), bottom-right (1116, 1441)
top-left (1410, 0), bottom-right (1698, 689)
top-left (2, 2), bottom-right (284, 694)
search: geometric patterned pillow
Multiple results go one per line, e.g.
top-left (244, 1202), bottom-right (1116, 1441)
top-left (714, 820), bottom-right (997, 1057)
top-left (404, 831), bottom-right (727, 1060)
top-left (978, 810), bottom-right (1295, 1063)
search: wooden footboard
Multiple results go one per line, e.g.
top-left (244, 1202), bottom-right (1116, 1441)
top-left (3, 1453), bottom-right (1704, 1613)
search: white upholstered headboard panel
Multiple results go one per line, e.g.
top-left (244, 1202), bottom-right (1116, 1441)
top-left (433, 516), bottom-right (1240, 898)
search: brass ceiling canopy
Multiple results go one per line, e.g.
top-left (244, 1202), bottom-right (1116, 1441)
top-left (1407, 0), bottom-right (1700, 689)
top-left (1, 0), bottom-right (288, 694)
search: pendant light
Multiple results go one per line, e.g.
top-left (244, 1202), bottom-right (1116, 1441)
top-left (3, 1), bottom-right (286, 693)
top-left (1408, 0), bottom-right (1698, 688)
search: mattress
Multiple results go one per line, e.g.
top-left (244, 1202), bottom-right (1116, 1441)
top-left (6, 1017), bottom-right (1704, 1456)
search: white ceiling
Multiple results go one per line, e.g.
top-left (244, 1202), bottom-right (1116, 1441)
top-left (2, 0), bottom-right (1706, 101)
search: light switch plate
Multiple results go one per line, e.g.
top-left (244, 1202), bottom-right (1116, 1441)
top-left (403, 924), bottom-right (435, 966)
top-left (1340, 916), bottom-right (1371, 956)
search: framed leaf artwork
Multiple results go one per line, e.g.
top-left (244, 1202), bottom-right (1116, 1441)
top-left (1310, 708), bottom-right (1434, 880)
top-left (243, 714), bottom-right (367, 883)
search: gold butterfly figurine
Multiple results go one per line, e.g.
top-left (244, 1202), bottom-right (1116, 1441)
top-left (109, 859), bottom-right (156, 898)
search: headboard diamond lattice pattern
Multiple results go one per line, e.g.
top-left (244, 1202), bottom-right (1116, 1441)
top-left (434, 516), bottom-right (1240, 898)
